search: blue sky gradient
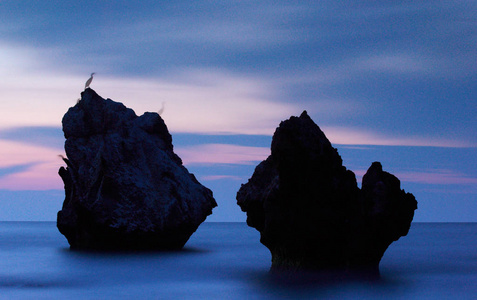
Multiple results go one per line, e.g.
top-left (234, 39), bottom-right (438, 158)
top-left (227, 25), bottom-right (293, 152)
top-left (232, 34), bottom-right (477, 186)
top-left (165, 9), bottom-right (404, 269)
top-left (0, 1), bottom-right (475, 221)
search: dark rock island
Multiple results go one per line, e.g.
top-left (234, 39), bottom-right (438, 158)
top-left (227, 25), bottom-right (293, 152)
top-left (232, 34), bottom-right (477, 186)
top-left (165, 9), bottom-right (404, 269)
top-left (57, 88), bottom-right (216, 250)
top-left (237, 111), bottom-right (417, 277)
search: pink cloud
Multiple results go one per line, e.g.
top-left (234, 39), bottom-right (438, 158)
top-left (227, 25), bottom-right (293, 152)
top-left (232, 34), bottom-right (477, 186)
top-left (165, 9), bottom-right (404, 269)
top-left (88, 70), bottom-right (297, 136)
top-left (322, 126), bottom-right (476, 148)
top-left (0, 163), bottom-right (63, 190)
top-left (0, 62), bottom-right (473, 148)
top-left (0, 140), bottom-right (64, 190)
top-left (176, 144), bottom-right (270, 165)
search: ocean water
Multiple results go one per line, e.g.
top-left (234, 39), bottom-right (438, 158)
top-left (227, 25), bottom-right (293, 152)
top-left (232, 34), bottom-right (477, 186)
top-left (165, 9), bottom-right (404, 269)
top-left (0, 222), bottom-right (476, 299)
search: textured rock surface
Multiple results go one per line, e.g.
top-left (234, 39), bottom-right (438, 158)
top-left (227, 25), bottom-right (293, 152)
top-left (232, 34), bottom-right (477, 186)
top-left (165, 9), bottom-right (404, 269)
top-left (237, 111), bottom-right (417, 276)
top-left (57, 88), bottom-right (216, 250)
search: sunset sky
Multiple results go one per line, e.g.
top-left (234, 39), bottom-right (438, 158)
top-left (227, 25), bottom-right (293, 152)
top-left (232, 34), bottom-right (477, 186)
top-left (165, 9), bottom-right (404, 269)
top-left (0, 1), bottom-right (475, 221)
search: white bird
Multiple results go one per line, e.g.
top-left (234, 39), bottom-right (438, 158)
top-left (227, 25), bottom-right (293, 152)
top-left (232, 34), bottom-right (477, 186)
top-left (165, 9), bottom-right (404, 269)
top-left (158, 102), bottom-right (165, 116)
top-left (85, 72), bottom-right (95, 89)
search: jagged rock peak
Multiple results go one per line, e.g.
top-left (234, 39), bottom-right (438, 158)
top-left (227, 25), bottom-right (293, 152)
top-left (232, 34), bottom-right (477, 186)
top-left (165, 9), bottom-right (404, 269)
top-left (271, 110), bottom-right (341, 167)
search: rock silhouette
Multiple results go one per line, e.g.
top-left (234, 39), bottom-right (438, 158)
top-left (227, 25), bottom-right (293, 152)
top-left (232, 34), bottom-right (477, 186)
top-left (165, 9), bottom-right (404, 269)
top-left (237, 111), bottom-right (417, 276)
top-left (57, 88), bottom-right (216, 250)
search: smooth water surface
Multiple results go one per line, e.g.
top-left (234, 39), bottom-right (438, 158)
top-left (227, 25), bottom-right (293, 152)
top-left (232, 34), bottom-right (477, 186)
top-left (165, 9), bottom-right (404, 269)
top-left (0, 222), bottom-right (476, 299)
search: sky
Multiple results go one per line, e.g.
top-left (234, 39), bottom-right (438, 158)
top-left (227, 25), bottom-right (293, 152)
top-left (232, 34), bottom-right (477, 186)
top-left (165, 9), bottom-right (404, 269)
top-left (0, 1), bottom-right (475, 222)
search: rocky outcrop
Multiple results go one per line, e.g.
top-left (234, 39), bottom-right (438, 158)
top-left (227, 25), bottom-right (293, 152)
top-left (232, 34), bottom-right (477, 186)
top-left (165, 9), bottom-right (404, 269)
top-left (57, 88), bottom-right (216, 250)
top-left (237, 111), bottom-right (417, 276)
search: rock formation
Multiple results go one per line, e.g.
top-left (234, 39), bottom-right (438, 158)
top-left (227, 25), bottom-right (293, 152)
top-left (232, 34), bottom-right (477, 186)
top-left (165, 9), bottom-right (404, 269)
top-left (237, 111), bottom-right (417, 276)
top-left (57, 88), bottom-right (217, 250)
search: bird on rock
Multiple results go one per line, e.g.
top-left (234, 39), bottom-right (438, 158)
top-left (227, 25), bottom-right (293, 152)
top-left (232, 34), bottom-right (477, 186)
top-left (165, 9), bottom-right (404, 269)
top-left (85, 73), bottom-right (95, 89)
top-left (158, 102), bottom-right (165, 116)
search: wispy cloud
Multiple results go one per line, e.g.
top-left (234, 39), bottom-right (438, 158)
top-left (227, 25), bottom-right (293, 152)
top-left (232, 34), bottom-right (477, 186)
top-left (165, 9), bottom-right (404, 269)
top-left (275, 52), bottom-right (437, 90)
top-left (119, 15), bottom-right (303, 49)
top-left (323, 126), bottom-right (477, 148)
top-left (176, 144), bottom-right (270, 166)
top-left (0, 76), bottom-right (85, 128)
top-left (3, 68), bottom-right (466, 148)
top-left (0, 140), bottom-right (63, 190)
top-left (355, 53), bottom-right (431, 75)
top-left (0, 163), bottom-right (63, 190)
top-left (172, 133), bottom-right (272, 148)
top-left (353, 168), bottom-right (477, 186)
top-left (0, 163), bottom-right (37, 179)
top-left (84, 70), bottom-right (298, 135)
top-left (199, 175), bottom-right (243, 181)
top-left (0, 126), bottom-right (63, 149)
top-left (395, 170), bottom-right (477, 185)
top-left (0, 44), bottom-right (39, 74)
top-left (0, 47), bottom-right (299, 133)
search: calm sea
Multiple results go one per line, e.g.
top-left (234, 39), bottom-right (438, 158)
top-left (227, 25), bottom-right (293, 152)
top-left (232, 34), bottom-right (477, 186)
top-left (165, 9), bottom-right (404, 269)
top-left (0, 222), bottom-right (476, 299)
